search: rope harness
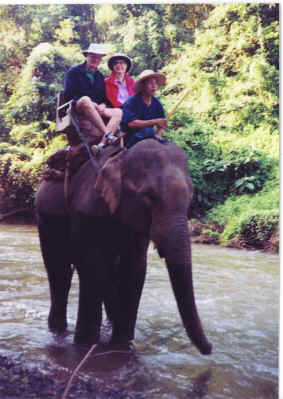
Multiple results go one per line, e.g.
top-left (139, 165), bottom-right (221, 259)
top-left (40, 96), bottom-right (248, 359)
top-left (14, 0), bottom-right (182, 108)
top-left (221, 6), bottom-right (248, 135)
top-left (63, 109), bottom-right (125, 210)
top-left (70, 108), bottom-right (97, 168)
top-left (62, 107), bottom-right (97, 210)
top-left (63, 155), bottom-right (71, 210)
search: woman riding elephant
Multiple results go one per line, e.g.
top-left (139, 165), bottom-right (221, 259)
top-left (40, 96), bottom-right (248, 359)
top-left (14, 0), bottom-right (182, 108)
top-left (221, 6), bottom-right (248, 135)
top-left (35, 139), bottom-right (212, 355)
top-left (105, 53), bottom-right (135, 108)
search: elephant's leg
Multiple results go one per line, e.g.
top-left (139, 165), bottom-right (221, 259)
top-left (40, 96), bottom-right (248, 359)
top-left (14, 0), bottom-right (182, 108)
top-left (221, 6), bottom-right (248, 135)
top-left (110, 234), bottom-right (149, 345)
top-left (37, 214), bottom-right (73, 332)
top-left (74, 249), bottom-right (108, 345)
top-left (103, 255), bottom-right (120, 324)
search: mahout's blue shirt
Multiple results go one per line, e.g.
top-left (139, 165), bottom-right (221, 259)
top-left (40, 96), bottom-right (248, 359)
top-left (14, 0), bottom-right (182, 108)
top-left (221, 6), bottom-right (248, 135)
top-left (121, 93), bottom-right (165, 133)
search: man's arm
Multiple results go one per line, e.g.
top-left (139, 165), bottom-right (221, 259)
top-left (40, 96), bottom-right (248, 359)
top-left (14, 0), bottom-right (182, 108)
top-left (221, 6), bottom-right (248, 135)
top-left (64, 67), bottom-right (81, 102)
top-left (128, 96), bottom-right (167, 129)
top-left (128, 118), bottom-right (167, 129)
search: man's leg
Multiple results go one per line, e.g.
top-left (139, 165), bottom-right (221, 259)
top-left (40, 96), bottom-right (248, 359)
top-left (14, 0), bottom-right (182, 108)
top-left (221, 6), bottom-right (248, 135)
top-left (91, 107), bottom-right (123, 154)
top-left (76, 97), bottom-right (122, 155)
top-left (76, 96), bottom-right (107, 137)
top-left (101, 108), bottom-right (122, 136)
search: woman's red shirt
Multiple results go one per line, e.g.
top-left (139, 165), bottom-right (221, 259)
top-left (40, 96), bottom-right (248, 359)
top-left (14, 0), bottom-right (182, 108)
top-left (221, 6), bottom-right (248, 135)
top-left (105, 72), bottom-right (135, 107)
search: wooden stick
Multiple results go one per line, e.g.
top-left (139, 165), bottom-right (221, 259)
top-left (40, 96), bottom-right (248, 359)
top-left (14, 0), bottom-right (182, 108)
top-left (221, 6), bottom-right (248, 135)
top-left (167, 87), bottom-right (191, 120)
top-left (61, 344), bottom-right (136, 399)
top-left (62, 344), bottom-right (97, 399)
top-left (0, 208), bottom-right (29, 221)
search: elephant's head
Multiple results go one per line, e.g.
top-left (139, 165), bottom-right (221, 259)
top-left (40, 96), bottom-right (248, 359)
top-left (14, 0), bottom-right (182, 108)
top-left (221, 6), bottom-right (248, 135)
top-left (94, 140), bottom-right (212, 355)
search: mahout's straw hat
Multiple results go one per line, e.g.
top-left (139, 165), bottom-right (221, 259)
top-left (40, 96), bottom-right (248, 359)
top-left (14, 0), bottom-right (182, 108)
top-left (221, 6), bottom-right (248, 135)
top-left (133, 69), bottom-right (166, 92)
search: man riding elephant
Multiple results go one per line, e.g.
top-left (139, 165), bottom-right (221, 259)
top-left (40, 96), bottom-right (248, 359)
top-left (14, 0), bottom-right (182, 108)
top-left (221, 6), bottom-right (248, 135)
top-left (64, 43), bottom-right (122, 154)
top-left (121, 69), bottom-right (169, 149)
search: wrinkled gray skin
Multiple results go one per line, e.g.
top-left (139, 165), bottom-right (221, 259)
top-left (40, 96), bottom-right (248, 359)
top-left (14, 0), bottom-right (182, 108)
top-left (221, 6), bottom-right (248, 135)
top-left (35, 139), bottom-right (212, 355)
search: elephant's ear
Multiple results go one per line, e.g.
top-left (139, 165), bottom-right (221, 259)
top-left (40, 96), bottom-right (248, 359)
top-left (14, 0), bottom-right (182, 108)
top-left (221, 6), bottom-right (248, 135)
top-left (94, 155), bottom-right (122, 215)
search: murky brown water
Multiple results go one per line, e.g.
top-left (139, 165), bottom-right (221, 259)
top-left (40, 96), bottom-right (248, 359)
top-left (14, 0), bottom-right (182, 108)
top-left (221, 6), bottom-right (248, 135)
top-left (0, 224), bottom-right (279, 398)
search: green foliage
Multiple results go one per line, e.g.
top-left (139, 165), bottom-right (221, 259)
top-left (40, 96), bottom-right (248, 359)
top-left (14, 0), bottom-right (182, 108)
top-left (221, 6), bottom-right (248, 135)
top-left (239, 210), bottom-right (278, 249)
top-left (0, 130), bottom-right (67, 209)
top-left (165, 112), bottom-right (273, 217)
top-left (163, 3), bottom-right (279, 140)
top-left (162, 3), bottom-right (279, 243)
top-left (103, 7), bottom-right (169, 73)
top-left (0, 43), bottom-right (71, 206)
top-left (205, 175), bottom-right (279, 249)
top-left (219, 207), bottom-right (279, 250)
top-left (202, 228), bottom-right (220, 242)
top-left (203, 147), bottom-right (270, 195)
top-left (2, 43), bottom-right (81, 126)
top-left (0, 152), bottom-right (45, 209)
top-left (64, 4), bottom-right (98, 47)
top-left (0, 142), bottom-right (31, 160)
top-left (96, 4), bottom-right (212, 75)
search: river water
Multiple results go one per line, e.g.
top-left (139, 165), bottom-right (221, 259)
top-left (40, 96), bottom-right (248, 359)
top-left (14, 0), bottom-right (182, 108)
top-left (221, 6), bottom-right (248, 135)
top-left (0, 224), bottom-right (279, 398)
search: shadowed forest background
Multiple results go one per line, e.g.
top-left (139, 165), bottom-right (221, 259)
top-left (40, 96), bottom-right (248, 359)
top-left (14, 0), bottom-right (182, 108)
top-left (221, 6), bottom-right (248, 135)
top-left (0, 3), bottom-right (279, 251)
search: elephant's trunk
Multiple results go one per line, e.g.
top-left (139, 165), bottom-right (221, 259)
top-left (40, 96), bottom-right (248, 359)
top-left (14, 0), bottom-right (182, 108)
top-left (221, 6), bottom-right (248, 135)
top-left (151, 214), bottom-right (212, 355)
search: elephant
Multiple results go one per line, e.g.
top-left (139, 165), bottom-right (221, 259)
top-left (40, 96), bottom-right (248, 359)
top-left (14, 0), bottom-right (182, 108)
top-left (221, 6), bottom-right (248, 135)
top-left (35, 139), bottom-right (212, 355)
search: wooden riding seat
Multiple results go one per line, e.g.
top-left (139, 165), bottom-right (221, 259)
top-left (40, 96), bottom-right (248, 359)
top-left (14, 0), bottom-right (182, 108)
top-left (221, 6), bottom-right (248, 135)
top-left (55, 91), bottom-right (102, 146)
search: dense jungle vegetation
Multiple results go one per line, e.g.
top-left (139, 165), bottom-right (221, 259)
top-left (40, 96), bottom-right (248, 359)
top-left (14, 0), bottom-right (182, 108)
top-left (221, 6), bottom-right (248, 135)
top-left (0, 4), bottom-right (279, 251)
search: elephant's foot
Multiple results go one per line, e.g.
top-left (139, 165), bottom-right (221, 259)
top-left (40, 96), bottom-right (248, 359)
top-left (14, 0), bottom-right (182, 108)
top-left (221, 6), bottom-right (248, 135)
top-left (103, 339), bottom-right (136, 352)
top-left (74, 335), bottom-right (99, 346)
top-left (74, 329), bottom-right (100, 346)
top-left (108, 332), bottom-right (136, 351)
top-left (48, 312), bottom-right (67, 333)
top-left (199, 341), bottom-right (213, 355)
top-left (193, 337), bottom-right (213, 355)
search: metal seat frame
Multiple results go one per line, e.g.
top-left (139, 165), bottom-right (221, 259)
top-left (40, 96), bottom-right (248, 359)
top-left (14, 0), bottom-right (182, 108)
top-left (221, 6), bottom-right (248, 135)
top-left (55, 91), bottom-right (75, 134)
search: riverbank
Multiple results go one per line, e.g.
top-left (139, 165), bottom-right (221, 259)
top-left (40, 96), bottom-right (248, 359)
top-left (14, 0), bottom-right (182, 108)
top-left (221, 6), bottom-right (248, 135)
top-left (190, 220), bottom-right (279, 254)
top-left (0, 209), bottom-right (279, 254)
top-left (0, 353), bottom-right (143, 399)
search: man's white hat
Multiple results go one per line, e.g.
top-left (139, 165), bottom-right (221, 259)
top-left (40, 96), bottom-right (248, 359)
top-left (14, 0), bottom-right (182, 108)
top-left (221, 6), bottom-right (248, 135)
top-left (133, 69), bottom-right (166, 93)
top-left (82, 43), bottom-right (107, 57)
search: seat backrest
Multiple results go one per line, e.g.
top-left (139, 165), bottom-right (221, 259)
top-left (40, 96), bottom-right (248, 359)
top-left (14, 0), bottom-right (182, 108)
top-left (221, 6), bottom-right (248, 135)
top-left (55, 91), bottom-right (74, 133)
top-left (57, 91), bottom-right (66, 108)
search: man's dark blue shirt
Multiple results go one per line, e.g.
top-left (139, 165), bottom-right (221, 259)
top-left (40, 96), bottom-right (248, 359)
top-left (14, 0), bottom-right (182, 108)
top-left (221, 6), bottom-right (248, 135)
top-left (121, 93), bottom-right (165, 133)
top-left (64, 62), bottom-right (109, 105)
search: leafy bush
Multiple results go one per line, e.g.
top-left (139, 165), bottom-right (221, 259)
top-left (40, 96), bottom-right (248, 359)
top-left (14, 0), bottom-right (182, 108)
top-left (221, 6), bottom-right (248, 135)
top-left (0, 133), bottom-right (67, 210)
top-left (0, 43), bottom-right (74, 209)
top-left (239, 210), bottom-right (278, 249)
top-left (205, 175), bottom-right (279, 250)
top-left (0, 153), bottom-right (44, 209)
top-left (165, 112), bottom-right (272, 217)
top-left (0, 142), bottom-right (31, 160)
top-left (163, 3), bottom-right (279, 141)
top-left (2, 43), bottom-right (82, 127)
top-left (162, 3), bottom-right (278, 232)
top-left (202, 228), bottom-right (220, 243)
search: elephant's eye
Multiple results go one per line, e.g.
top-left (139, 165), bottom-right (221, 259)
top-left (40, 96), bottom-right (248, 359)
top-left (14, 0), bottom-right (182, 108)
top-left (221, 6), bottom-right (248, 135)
top-left (146, 188), bottom-right (156, 201)
top-left (144, 190), bottom-right (159, 207)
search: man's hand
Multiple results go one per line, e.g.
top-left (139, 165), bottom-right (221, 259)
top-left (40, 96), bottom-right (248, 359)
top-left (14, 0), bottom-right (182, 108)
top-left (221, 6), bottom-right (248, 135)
top-left (155, 118), bottom-right (167, 129)
top-left (155, 128), bottom-right (164, 139)
top-left (96, 103), bottom-right (106, 113)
